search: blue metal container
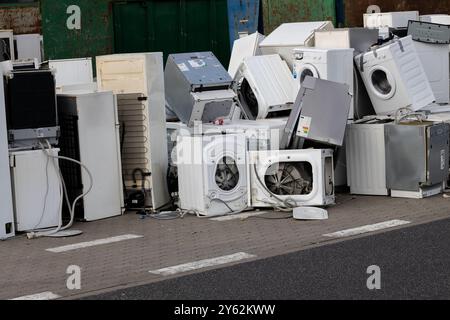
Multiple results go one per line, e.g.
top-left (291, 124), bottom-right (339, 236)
top-left (227, 0), bottom-right (260, 49)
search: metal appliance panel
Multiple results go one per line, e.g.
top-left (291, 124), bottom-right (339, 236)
top-left (283, 76), bottom-right (351, 147)
top-left (427, 124), bottom-right (450, 186)
top-left (58, 91), bottom-right (123, 221)
top-left (0, 75), bottom-right (14, 239)
top-left (385, 123), bottom-right (449, 192)
top-left (10, 149), bottom-right (60, 232)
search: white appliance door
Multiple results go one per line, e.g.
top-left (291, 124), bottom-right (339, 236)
top-left (0, 76), bottom-right (14, 239)
top-left (77, 93), bottom-right (123, 221)
top-left (11, 150), bottom-right (60, 232)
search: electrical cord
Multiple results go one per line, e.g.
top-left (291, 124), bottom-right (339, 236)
top-left (27, 140), bottom-right (93, 239)
top-left (31, 147), bottom-right (52, 231)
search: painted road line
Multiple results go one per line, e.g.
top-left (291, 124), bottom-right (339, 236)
top-left (323, 220), bottom-right (411, 238)
top-left (10, 291), bottom-right (61, 300)
top-left (149, 252), bottom-right (257, 276)
top-left (46, 234), bottom-right (144, 253)
top-left (210, 211), bottom-right (268, 221)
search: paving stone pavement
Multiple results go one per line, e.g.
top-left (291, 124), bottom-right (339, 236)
top-left (1, 193), bottom-right (450, 300)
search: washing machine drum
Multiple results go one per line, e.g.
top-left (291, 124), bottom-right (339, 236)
top-left (297, 64), bottom-right (320, 84)
top-left (368, 67), bottom-right (396, 100)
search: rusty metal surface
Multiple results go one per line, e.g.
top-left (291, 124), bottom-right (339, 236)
top-left (0, 5), bottom-right (41, 34)
top-left (344, 0), bottom-right (450, 27)
top-left (262, 0), bottom-right (336, 34)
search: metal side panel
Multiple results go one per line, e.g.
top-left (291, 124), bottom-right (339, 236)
top-left (408, 20), bottom-right (450, 44)
top-left (10, 149), bottom-right (60, 232)
top-left (0, 75), bottom-right (14, 239)
top-left (427, 124), bottom-right (450, 186)
top-left (346, 124), bottom-right (388, 195)
top-left (144, 53), bottom-right (170, 209)
top-left (391, 36), bottom-right (436, 110)
top-left (385, 124), bottom-right (427, 191)
top-left (75, 93), bottom-right (123, 221)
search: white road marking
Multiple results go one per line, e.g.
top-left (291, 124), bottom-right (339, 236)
top-left (149, 252), bottom-right (257, 276)
top-left (323, 219), bottom-right (411, 238)
top-left (210, 211), bottom-right (268, 221)
top-left (10, 291), bottom-right (60, 300)
top-left (46, 234), bottom-right (144, 253)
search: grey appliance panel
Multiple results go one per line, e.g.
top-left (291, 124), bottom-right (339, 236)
top-left (166, 52), bottom-right (232, 87)
top-left (347, 28), bottom-right (380, 54)
top-left (385, 124), bottom-right (426, 191)
top-left (408, 20), bottom-right (450, 44)
top-left (427, 124), bottom-right (450, 185)
top-left (295, 77), bottom-right (351, 147)
top-left (165, 51), bottom-right (233, 125)
top-left (385, 123), bottom-right (449, 191)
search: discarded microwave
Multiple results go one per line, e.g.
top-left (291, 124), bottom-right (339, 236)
top-left (165, 52), bottom-right (239, 127)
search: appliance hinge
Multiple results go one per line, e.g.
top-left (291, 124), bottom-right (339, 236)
top-left (9, 155), bottom-right (15, 168)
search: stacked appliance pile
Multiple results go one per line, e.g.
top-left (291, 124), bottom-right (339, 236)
top-left (167, 11), bottom-right (450, 218)
top-left (2, 9), bottom-right (450, 240)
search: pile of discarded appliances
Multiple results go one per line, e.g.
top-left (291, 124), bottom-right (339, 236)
top-left (165, 11), bottom-right (450, 217)
top-left (1, 10), bottom-right (450, 241)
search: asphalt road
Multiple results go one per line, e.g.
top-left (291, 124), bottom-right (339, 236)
top-left (84, 218), bottom-right (450, 300)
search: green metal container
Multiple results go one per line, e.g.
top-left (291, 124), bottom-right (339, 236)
top-left (40, 0), bottom-right (231, 68)
top-left (40, 0), bottom-right (114, 61)
top-left (113, 0), bottom-right (230, 67)
top-left (261, 0), bottom-right (336, 34)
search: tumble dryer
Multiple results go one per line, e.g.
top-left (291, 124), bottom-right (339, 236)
top-left (248, 149), bottom-right (335, 208)
top-left (355, 36), bottom-right (435, 115)
top-left (176, 134), bottom-right (248, 216)
top-left (293, 48), bottom-right (355, 119)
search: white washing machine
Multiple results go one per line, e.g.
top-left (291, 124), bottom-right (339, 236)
top-left (176, 134), bottom-right (248, 216)
top-left (248, 149), bottom-right (335, 208)
top-left (234, 54), bottom-right (296, 120)
top-left (413, 41), bottom-right (449, 104)
top-left (293, 48), bottom-right (355, 119)
top-left (259, 21), bottom-right (334, 70)
top-left (355, 36), bottom-right (435, 115)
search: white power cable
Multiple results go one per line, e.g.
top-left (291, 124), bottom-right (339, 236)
top-left (27, 140), bottom-right (93, 239)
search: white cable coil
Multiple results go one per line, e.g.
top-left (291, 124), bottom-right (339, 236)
top-left (27, 140), bottom-right (93, 239)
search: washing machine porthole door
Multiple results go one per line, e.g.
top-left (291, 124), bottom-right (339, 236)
top-left (369, 67), bottom-right (396, 100)
top-left (215, 156), bottom-right (240, 192)
top-left (297, 64), bottom-right (320, 84)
